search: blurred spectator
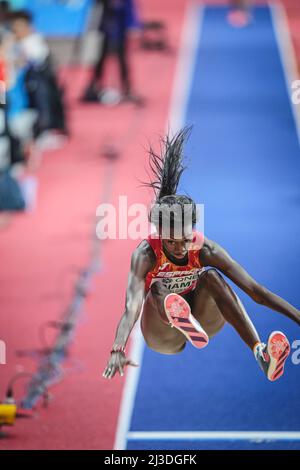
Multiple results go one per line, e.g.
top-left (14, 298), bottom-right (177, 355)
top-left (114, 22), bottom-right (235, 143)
top-left (81, 0), bottom-right (140, 103)
top-left (0, 100), bottom-right (26, 224)
top-left (9, 9), bottom-right (67, 145)
top-left (0, 35), bottom-right (25, 226)
top-left (0, 6), bottom-right (68, 227)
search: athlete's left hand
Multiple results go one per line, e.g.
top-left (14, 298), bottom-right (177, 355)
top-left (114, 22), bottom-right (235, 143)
top-left (102, 351), bottom-right (139, 379)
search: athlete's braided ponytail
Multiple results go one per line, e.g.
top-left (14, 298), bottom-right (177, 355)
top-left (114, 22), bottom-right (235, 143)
top-left (145, 126), bottom-right (191, 201)
top-left (143, 126), bottom-right (198, 233)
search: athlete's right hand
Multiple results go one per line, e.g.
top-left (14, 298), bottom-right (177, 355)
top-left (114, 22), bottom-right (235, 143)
top-left (102, 351), bottom-right (139, 379)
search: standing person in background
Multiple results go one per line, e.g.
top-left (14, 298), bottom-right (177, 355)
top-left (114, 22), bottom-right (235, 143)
top-left (81, 0), bottom-right (140, 103)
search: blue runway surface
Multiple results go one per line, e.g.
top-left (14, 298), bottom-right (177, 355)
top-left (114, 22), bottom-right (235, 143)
top-left (127, 6), bottom-right (300, 450)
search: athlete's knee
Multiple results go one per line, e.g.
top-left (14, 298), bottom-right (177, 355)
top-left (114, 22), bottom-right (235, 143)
top-left (202, 268), bottom-right (224, 286)
top-left (201, 268), bottom-right (229, 297)
top-left (150, 281), bottom-right (169, 297)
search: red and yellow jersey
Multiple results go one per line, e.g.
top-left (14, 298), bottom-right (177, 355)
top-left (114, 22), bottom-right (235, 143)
top-left (144, 231), bottom-right (205, 295)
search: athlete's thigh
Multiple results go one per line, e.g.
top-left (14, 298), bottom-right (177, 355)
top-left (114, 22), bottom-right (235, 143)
top-left (191, 278), bottom-right (226, 338)
top-left (141, 291), bottom-right (186, 355)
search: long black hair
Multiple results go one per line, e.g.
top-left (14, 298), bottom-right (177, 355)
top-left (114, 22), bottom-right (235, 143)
top-left (143, 126), bottom-right (198, 233)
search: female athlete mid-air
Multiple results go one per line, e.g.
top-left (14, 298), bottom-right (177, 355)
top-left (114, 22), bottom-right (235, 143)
top-left (103, 127), bottom-right (299, 381)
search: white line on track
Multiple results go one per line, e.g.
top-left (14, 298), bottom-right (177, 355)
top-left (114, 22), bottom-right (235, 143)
top-left (127, 431), bottom-right (300, 442)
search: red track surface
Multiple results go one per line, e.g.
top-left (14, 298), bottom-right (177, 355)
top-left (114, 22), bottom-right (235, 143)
top-left (0, 0), bottom-right (299, 450)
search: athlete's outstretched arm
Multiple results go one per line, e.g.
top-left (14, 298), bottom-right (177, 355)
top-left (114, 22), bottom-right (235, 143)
top-left (113, 241), bottom-right (155, 350)
top-left (103, 241), bottom-right (156, 379)
top-left (199, 237), bottom-right (300, 326)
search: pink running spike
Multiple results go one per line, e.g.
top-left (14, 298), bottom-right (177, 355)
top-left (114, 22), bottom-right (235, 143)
top-left (267, 331), bottom-right (290, 381)
top-left (164, 293), bottom-right (209, 349)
